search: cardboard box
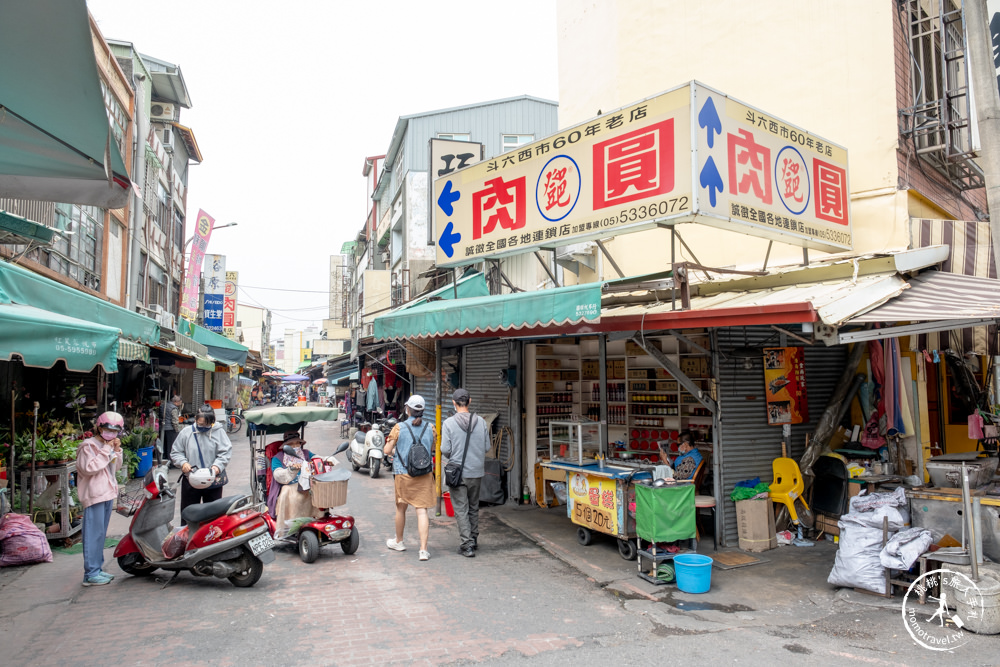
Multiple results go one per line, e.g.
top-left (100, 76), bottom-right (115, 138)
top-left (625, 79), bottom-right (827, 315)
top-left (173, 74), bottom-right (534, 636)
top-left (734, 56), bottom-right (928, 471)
top-left (680, 357), bottom-right (709, 377)
top-left (736, 499), bottom-right (777, 552)
top-left (536, 345), bottom-right (554, 356)
top-left (653, 368), bottom-right (672, 379)
top-left (626, 340), bottom-right (659, 356)
top-left (815, 514), bottom-right (840, 536)
top-left (613, 360), bottom-right (626, 379)
top-left (582, 360), bottom-right (599, 379)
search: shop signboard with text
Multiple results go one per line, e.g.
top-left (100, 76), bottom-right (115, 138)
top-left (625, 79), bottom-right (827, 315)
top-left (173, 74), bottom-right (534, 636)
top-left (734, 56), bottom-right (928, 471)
top-left (763, 347), bottom-right (808, 425)
top-left (203, 254), bottom-right (225, 333)
top-left (223, 271), bottom-right (238, 340)
top-left (568, 472), bottom-right (619, 535)
top-left (432, 81), bottom-right (851, 268)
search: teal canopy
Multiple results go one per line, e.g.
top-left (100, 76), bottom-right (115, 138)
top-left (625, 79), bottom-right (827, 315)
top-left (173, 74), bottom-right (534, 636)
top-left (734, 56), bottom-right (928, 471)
top-left (0, 302), bottom-right (119, 372)
top-left (179, 320), bottom-right (248, 366)
top-left (373, 282), bottom-right (602, 340)
top-left (244, 406), bottom-right (340, 436)
top-left (0, 260), bottom-right (158, 343)
top-left (0, 210), bottom-right (55, 245)
top-left (403, 270), bottom-right (490, 309)
top-left (0, 0), bottom-right (130, 208)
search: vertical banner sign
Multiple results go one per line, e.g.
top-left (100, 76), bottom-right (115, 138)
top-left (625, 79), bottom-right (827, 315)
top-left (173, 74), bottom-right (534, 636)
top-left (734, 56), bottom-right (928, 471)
top-left (432, 81), bottom-right (850, 269)
top-left (428, 138), bottom-right (484, 244)
top-left (223, 271), bottom-right (238, 340)
top-left (203, 254), bottom-right (226, 333)
top-left (763, 347), bottom-right (808, 425)
top-left (180, 209), bottom-right (214, 321)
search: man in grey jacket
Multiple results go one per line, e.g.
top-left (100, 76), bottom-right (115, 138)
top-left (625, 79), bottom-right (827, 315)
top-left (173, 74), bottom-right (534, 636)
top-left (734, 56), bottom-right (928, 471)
top-left (440, 388), bottom-right (490, 557)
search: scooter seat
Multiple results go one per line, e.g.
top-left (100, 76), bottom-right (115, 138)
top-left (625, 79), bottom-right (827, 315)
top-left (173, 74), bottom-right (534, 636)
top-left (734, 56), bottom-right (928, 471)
top-left (182, 495), bottom-right (242, 526)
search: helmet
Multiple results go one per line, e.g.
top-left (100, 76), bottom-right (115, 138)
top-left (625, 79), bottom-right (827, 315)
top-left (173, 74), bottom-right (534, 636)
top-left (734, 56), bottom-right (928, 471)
top-left (188, 468), bottom-right (215, 489)
top-left (95, 411), bottom-right (124, 433)
top-left (196, 404), bottom-right (216, 425)
top-left (405, 394), bottom-right (425, 411)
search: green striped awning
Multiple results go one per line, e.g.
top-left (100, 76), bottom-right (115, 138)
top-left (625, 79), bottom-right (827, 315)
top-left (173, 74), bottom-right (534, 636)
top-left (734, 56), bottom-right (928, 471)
top-left (117, 338), bottom-right (149, 363)
top-left (373, 282), bottom-right (602, 341)
top-left (195, 355), bottom-right (216, 371)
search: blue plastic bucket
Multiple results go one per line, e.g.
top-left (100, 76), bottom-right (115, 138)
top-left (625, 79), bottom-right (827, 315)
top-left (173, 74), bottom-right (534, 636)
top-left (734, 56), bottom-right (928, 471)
top-left (674, 554), bottom-right (713, 594)
top-left (135, 446), bottom-right (154, 478)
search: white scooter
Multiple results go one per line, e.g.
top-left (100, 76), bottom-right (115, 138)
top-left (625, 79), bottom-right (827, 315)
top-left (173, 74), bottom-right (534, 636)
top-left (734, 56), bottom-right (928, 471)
top-left (347, 424), bottom-right (385, 479)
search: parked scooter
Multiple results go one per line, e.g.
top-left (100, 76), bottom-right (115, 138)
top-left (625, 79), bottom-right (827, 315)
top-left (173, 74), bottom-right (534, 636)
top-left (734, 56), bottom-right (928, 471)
top-left (113, 466), bottom-right (275, 587)
top-left (347, 422), bottom-right (385, 478)
top-left (267, 441), bottom-right (359, 563)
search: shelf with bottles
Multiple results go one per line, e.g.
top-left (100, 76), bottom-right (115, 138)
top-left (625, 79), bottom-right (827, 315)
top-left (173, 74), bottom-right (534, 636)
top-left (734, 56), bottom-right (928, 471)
top-left (581, 404), bottom-right (628, 424)
top-left (586, 380), bottom-right (627, 402)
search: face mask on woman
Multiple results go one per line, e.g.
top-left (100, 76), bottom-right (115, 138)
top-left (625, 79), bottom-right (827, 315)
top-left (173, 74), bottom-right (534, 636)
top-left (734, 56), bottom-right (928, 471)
top-left (196, 424), bottom-right (212, 433)
top-left (100, 429), bottom-right (119, 441)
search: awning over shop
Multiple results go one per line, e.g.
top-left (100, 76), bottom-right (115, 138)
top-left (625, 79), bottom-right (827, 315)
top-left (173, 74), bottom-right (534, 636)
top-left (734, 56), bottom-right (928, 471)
top-left (0, 210), bottom-right (54, 246)
top-left (849, 272), bottom-right (1000, 322)
top-left (118, 338), bottom-right (149, 363)
top-left (0, 0), bottom-right (131, 208)
top-left (327, 368), bottom-right (359, 383)
top-left (177, 319), bottom-right (248, 366)
top-left (238, 375), bottom-right (254, 386)
top-left (403, 270), bottom-right (490, 309)
top-left (374, 282), bottom-right (602, 340)
top-left (0, 302), bottom-right (119, 372)
top-left (0, 260), bottom-right (159, 343)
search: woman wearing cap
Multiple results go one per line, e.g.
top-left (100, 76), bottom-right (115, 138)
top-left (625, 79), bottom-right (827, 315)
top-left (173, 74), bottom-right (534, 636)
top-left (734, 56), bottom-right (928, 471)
top-left (76, 411), bottom-right (125, 586)
top-left (171, 404), bottom-right (233, 512)
top-left (382, 394), bottom-right (436, 561)
top-left (270, 431), bottom-right (322, 538)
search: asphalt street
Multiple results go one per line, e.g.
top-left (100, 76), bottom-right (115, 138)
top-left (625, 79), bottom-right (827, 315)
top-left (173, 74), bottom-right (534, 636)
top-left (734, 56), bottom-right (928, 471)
top-left (1, 417), bottom-right (997, 665)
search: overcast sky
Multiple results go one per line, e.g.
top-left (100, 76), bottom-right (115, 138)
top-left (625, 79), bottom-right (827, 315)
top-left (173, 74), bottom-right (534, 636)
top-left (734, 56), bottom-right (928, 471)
top-left (86, 0), bottom-right (559, 337)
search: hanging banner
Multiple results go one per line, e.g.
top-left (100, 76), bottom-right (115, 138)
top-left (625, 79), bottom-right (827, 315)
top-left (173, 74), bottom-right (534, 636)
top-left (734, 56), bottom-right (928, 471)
top-left (223, 270), bottom-right (238, 340)
top-left (203, 254), bottom-right (225, 333)
top-left (763, 347), bottom-right (808, 425)
top-left (432, 80), bottom-right (851, 268)
top-left (179, 209), bottom-right (214, 321)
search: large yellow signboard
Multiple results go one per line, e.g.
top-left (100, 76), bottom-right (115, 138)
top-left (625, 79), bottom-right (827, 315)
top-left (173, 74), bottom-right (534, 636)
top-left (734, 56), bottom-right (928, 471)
top-left (432, 81), bottom-right (851, 268)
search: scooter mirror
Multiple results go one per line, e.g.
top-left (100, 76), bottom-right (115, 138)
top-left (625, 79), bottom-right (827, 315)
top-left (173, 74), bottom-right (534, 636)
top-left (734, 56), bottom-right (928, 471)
top-left (282, 444), bottom-right (299, 457)
top-left (334, 441), bottom-right (350, 456)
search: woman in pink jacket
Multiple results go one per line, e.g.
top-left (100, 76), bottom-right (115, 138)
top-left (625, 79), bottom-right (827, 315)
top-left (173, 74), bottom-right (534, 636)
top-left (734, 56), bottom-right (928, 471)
top-left (76, 412), bottom-right (124, 586)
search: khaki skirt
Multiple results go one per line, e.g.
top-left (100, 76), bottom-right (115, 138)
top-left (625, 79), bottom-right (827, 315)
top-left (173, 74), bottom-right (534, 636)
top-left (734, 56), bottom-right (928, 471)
top-left (394, 472), bottom-right (435, 509)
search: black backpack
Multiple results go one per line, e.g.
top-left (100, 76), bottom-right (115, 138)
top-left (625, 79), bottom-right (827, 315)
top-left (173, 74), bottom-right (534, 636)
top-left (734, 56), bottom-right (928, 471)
top-left (403, 423), bottom-right (433, 477)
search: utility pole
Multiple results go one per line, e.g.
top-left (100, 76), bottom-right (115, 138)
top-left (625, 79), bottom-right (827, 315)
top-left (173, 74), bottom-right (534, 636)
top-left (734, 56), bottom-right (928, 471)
top-left (965, 0), bottom-right (1000, 275)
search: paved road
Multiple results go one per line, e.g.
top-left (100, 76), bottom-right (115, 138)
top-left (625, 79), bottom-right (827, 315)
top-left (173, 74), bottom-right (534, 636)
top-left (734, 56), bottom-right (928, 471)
top-left (1, 417), bottom-right (998, 665)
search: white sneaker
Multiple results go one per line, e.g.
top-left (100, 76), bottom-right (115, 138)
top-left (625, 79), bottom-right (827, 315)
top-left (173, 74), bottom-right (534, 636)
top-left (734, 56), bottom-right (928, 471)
top-left (419, 550), bottom-right (430, 561)
top-left (386, 538), bottom-right (406, 551)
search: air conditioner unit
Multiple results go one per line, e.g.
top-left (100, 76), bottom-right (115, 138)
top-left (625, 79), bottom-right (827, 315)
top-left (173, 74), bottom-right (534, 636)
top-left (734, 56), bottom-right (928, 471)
top-left (149, 103), bottom-right (174, 122)
top-left (161, 129), bottom-right (174, 151)
top-left (380, 251), bottom-right (390, 263)
top-left (156, 312), bottom-right (175, 330)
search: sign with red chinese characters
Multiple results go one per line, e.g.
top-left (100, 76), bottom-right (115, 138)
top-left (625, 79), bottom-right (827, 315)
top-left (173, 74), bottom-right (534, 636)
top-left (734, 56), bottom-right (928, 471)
top-left (763, 347), bottom-right (808, 425)
top-left (223, 270), bottom-right (238, 340)
top-left (432, 81), bottom-right (851, 268)
top-left (180, 209), bottom-right (214, 321)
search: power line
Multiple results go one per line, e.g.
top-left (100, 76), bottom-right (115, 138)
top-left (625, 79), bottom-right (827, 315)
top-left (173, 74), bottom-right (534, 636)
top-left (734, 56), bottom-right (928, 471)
top-left (241, 284), bottom-right (331, 294)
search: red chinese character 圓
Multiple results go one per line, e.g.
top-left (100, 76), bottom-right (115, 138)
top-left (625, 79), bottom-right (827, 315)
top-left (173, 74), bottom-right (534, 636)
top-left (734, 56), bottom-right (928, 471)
top-left (592, 119), bottom-right (675, 210)
top-left (813, 159), bottom-right (848, 225)
top-left (472, 176), bottom-right (526, 240)
top-left (223, 312), bottom-right (235, 327)
top-left (727, 129), bottom-right (772, 205)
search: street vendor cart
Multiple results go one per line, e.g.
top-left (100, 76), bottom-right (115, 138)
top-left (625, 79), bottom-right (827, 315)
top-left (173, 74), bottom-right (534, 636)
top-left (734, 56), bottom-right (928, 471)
top-left (541, 420), bottom-right (653, 560)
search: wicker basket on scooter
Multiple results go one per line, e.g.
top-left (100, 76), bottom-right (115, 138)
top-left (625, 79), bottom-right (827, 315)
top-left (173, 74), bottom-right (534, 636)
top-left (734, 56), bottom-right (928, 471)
top-left (310, 469), bottom-right (350, 508)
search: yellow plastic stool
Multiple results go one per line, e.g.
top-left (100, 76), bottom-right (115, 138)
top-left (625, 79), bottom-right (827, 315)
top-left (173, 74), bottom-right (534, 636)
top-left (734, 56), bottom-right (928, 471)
top-left (769, 457), bottom-right (809, 522)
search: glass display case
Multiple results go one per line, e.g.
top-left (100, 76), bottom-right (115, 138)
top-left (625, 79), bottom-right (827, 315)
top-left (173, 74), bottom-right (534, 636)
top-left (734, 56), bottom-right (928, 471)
top-left (549, 420), bottom-right (601, 465)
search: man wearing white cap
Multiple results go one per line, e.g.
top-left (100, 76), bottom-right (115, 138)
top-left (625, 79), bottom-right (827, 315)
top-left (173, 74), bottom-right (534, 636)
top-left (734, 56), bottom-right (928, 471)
top-left (382, 394), bottom-right (437, 561)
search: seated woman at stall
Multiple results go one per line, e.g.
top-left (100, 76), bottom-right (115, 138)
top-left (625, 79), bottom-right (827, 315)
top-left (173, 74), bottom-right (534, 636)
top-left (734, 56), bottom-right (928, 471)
top-left (270, 431), bottom-right (322, 537)
top-left (671, 432), bottom-right (702, 481)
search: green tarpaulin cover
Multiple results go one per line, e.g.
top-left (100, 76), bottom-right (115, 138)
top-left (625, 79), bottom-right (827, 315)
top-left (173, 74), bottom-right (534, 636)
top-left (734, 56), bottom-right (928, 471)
top-left (635, 483), bottom-right (696, 543)
top-left (244, 406), bottom-right (340, 436)
top-left (0, 302), bottom-right (119, 372)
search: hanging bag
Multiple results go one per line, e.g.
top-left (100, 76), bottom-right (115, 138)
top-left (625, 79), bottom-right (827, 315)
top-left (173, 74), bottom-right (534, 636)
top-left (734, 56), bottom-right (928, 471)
top-left (194, 427), bottom-right (228, 489)
top-left (444, 414), bottom-right (476, 488)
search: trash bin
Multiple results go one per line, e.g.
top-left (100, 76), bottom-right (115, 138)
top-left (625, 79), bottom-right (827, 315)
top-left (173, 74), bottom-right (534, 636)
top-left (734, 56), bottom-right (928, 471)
top-left (135, 446), bottom-right (154, 478)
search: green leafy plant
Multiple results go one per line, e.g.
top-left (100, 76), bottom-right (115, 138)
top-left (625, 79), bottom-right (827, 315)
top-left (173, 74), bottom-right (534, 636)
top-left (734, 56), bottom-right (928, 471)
top-left (132, 426), bottom-right (158, 450)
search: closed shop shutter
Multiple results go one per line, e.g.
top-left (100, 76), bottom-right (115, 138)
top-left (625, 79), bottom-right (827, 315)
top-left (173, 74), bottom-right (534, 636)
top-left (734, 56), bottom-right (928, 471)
top-left (715, 327), bottom-right (846, 546)
top-left (65, 369), bottom-right (99, 402)
top-left (192, 369), bottom-right (205, 409)
top-left (462, 340), bottom-right (518, 500)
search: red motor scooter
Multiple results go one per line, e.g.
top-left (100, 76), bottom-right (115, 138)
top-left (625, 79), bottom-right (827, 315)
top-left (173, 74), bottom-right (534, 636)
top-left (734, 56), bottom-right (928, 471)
top-left (113, 465), bottom-right (275, 587)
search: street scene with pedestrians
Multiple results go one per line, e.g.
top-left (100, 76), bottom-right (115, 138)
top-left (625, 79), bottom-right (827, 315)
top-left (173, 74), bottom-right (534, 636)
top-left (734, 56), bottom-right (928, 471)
top-left (6, 1), bottom-right (1000, 664)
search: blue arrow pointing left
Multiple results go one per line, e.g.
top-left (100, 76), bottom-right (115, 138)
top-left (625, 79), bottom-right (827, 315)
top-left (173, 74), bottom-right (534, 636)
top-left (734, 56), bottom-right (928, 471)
top-left (439, 221), bottom-right (461, 258)
top-left (437, 180), bottom-right (460, 216)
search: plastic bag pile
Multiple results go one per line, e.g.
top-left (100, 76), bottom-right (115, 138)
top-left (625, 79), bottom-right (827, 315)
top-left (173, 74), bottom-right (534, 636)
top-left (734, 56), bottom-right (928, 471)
top-left (827, 487), bottom-right (932, 594)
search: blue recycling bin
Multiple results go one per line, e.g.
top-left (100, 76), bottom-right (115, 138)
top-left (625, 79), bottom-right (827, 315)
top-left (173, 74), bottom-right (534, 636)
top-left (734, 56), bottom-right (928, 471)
top-left (135, 446), bottom-right (154, 478)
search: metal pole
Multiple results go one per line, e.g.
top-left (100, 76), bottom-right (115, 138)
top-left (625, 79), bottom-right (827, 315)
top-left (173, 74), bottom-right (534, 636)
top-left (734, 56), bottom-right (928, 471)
top-left (598, 335), bottom-right (609, 455)
top-left (670, 228), bottom-right (676, 311)
top-left (29, 402), bottom-right (38, 516)
top-left (962, 463), bottom-right (979, 581)
top-left (434, 339), bottom-right (443, 515)
top-left (9, 390), bottom-right (15, 508)
top-left (126, 77), bottom-right (148, 311)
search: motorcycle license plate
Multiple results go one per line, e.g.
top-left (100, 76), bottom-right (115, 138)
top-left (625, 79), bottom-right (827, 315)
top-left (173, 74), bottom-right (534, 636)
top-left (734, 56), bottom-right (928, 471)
top-left (249, 533), bottom-right (275, 556)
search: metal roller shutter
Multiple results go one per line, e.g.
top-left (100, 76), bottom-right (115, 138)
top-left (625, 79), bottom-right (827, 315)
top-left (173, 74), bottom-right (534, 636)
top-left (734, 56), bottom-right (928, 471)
top-left (715, 327), bottom-right (846, 546)
top-left (192, 369), bottom-right (205, 409)
top-left (462, 340), bottom-right (519, 501)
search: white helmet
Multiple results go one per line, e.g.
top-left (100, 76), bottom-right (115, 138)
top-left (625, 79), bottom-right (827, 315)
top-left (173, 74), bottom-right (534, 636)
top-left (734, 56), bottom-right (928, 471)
top-left (188, 468), bottom-right (215, 490)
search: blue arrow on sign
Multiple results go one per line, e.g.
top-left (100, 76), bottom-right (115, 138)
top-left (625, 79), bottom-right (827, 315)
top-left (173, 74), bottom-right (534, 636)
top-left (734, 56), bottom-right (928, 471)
top-left (699, 156), bottom-right (724, 207)
top-left (439, 221), bottom-right (461, 258)
top-left (698, 96), bottom-right (722, 149)
top-left (437, 180), bottom-right (460, 216)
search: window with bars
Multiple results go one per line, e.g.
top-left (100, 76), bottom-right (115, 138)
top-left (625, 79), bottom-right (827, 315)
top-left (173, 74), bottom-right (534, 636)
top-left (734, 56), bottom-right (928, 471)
top-left (41, 203), bottom-right (103, 289)
top-left (100, 80), bottom-right (129, 156)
